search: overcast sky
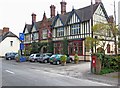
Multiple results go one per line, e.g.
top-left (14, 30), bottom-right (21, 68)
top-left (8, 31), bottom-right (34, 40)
top-left (0, 0), bottom-right (119, 36)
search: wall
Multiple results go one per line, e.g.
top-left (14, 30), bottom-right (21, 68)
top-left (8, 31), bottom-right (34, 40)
top-left (0, 37), bottom-right (20, 56)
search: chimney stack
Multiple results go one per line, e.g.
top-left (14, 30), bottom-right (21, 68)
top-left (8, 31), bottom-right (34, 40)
top-left (50, 5), bottom-right (56, 18)
top-left (2, 27), bottom-right (9, 34)
top-left (31, 13), bottom-right (36, 23)
top-left (60, 0), bottom-right (67, 14)
top-left (95, 0), bottom-right (102, 4)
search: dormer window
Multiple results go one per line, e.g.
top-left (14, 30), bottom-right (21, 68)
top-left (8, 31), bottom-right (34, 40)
top-left (42, 29), bottom-right (47, 39)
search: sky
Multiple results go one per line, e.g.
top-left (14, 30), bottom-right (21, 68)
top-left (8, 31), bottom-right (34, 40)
top-left (0, 0), bottom-right (119, 36)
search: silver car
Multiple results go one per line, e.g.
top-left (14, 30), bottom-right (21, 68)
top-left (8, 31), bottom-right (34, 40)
top-left (29, 53), bottom-right (41, 62)
top-left (38, 53), bottom-right (52, 63)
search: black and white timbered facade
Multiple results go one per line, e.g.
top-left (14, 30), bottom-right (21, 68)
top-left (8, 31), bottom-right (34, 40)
top-left (52, 1), bottom-right (115, 61)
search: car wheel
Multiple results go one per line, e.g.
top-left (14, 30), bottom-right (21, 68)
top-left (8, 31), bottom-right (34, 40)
top-left (44, 60), bottom-right (48, 63)
top-left (8, 58), bottom-right (11, 60)
top-left (56, 61), bottom-right (60, 65)
top-left (35, 59), bottom-right (37, 62)
top-left (69, 59), bottom-right (72, 63)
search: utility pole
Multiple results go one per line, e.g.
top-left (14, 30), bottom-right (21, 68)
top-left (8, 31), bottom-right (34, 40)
top-left (91, 0), bottom-right (93, 54)
top-left (114, 0), bottom-right (117, 55)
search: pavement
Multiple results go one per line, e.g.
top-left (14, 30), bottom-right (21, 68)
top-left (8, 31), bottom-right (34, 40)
top-left (41, 61), bottom-right (119, 86)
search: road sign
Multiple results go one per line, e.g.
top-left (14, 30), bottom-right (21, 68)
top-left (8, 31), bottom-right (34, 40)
top-left (20, 43), bottom-right (24, 50)
top-left (19, 33), bottom-right (24, 41)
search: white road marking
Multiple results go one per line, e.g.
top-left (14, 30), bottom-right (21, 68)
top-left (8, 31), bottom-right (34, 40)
top-left (5, 70), bottom-right (15, 74)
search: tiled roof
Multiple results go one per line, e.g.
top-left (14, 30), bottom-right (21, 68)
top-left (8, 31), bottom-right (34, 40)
top-left (0, 32), bottom-right (19, 43)
top-left (23, 24), bottom-right (32, 33)
top-left (52, 3), bottom-right (108, 26)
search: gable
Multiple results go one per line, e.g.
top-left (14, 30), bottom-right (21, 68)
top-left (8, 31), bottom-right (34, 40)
top-left (54, 18), bottom-right (63, 27)
top-left (31, 25), bottom-right (37, 32)
top-left (93, 4), bottom-right (108, 24)
top-left (68, 11), bottom-right (80, 25)
top-left (24, 28), bottom-right (29, 34)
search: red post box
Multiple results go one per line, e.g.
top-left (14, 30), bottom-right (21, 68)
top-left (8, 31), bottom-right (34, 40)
top-left (92, 55), bottom-right (96, 68)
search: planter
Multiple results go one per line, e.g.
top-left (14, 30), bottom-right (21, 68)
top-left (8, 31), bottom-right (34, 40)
top-left (74, 60), bottom-right (79, 64)
top-left (61, 61), bottom-right (66, 66)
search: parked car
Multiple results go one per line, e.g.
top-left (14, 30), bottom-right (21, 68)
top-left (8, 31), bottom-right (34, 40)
top-left (5, 52), bottom-right (18, 60)
top-left (38, 53), bottom-right (52, 63)
top-left (49, 54), bottom-right (73, 65)
top-left (29, 53), bottom-right (41, 62)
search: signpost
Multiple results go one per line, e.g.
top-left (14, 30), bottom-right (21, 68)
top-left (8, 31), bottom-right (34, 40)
top-left (19, 33), bottom-right (24, 55)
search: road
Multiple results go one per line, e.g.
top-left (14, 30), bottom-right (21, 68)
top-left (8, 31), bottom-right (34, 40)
top-left (1, 58), bottom-right (112, 86)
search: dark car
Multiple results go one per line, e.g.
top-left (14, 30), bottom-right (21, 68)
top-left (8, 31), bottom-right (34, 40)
top-left (5, 52), bottom-right (18, 60)
top-left (49, 54), bottom-right (73, 65)
top-left (38, 53), bottom-right (52, 63)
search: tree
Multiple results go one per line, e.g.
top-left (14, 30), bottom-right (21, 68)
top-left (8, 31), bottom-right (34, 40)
top-left (31, 42), bottom-right (39, 54)
top-left (47, 41), bottom-right (54, 53)
top-left (62, 37), bottom-right (68, 55)
top-left (85, 23), bottom-right (118, 54)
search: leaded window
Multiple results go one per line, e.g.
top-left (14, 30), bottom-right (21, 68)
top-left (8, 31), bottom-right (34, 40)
top-left (57, 27), bottom-right (64, 37)
top-left (71, 24), bottom-right (80, 35)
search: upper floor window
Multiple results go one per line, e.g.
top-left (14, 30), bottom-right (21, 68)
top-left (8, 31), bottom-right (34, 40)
top-left (57, 27), bottom-right (64, 37)
top-left (32, 32), bottom-right (38, 40)
top-left (107, 44), bottom-right (110, 53)
top-left (42, 29), bottom-right (47, 39)
top-left (10, 41), bottom-right (13, 47)
top-left (71, 24), bottom-right (80, 35)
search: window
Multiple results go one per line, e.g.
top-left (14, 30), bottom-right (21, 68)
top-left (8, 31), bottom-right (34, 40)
top-left (42, 29), bottom-right (47, 39)
top-left (69, 41), bottom-right (83, 55)
top-left (54, 42), bottom-right (62, 54)
top-left (71, 24), bottom-right (80, 35)
top-left (107, 44), bottom-right (110, 53)
top-left (32, 33), bottom-right (38, 40)
top-left (57, 27), bottom-right (64, 37)
top-left (10, 41), bottom-right (13, 46)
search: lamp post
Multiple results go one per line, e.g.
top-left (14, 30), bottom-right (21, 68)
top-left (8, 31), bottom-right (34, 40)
top-left (95, 36), bottom-right (98, 53)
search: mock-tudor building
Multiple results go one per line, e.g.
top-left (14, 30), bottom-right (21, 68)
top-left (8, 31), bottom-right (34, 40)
top-left (51, 0), bottom-right (115, 60)
top-left (23, 0), bottom-right (116, 60)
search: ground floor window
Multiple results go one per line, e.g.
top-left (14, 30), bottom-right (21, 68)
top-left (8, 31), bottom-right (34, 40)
top-left (54, 42), bottom-right (62, 54)
top-left (54, 40), bottom-right (83, 55)
top-left (68, 40), bottom-right (83, 55)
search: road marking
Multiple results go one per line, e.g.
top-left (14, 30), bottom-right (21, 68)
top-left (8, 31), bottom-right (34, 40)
top-left (5, 70), bottom-right (15, 74)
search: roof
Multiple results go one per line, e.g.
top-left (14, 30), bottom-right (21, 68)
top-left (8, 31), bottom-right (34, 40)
top-left (23, 24), bottom-right (32, 33)
top-left (34, 21), bottom-right (41, 31)
top-left (0, 32), bottom-right (19, 43)
top-left (52, 2), bottom-right (108, 26)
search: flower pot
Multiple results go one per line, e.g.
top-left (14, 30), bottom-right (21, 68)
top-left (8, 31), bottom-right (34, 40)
top-left (61, 61), bottom-right (66, 66)
top-left (74, 60), bottom-right (78, 64)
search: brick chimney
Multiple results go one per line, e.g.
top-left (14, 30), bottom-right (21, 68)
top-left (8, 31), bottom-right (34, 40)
top-left (31, 13), bottom-right (36, 23)
top-left (60, 0), bottom-right (67, 14)
top-left (2, 27), bottom-right (9, 34)
top-left (108, 15), bottom-right (114, 23)
top-left (95, 0), bottom-right (102, 4)
top-left (50, 5), bottom-right (56, 18)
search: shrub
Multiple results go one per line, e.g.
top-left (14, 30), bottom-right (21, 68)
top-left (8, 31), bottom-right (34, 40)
top-left (99, 68), bottom-right (115, 75)
top-left (60, 55), bottom-right (67, 63)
